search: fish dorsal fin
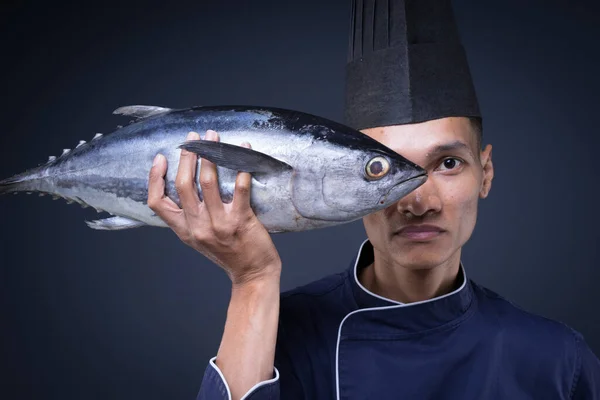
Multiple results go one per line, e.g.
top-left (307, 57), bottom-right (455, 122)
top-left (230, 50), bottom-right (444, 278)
top-left (113, 105), bottom-right (173, 120)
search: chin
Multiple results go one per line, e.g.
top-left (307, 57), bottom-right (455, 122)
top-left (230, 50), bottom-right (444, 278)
top-left (392, 255), bottom-right (446, 271)
top-left (388, 238), bottom-right (454, 270)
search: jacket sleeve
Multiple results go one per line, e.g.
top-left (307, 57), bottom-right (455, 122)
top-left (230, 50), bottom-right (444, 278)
top-left (196, 357), bottom-right (280, 400)
top-left (571, 333), bottom-right (600, 399)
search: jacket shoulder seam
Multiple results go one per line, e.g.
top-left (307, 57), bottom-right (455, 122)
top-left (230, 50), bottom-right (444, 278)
top-left (569, 330), bottom-right (583, 399)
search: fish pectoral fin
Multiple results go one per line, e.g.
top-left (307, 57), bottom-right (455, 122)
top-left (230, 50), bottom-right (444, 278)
top-left (85, 216), bottom-right (147, 231)
top-left (113, 105), bottom-right (173, 119)
top-left (179, 140), bottom-right (292, 173)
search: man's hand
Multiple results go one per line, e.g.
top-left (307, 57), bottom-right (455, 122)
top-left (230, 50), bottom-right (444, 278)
top-left (148, 129), bottom-right (282, 399)
top-left (147, 129), bottom-right (282, 285)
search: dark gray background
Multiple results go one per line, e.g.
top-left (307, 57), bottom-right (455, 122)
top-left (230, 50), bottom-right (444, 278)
top-left (0, 0), bottom-right (598, 398)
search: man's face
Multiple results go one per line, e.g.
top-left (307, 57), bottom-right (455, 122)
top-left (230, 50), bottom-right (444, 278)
top-left (361, 117), bottom-right (494, 270)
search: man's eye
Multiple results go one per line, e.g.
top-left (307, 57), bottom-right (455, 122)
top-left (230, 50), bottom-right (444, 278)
top-left (438, 158), bottom-right (462, 171)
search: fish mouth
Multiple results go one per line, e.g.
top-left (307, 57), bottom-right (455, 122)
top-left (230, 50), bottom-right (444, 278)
top-left (378, 172), bottom-right (428, 205)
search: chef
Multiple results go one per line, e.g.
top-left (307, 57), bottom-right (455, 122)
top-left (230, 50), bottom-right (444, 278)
top-left (147, 0), bottom-right (600, 398)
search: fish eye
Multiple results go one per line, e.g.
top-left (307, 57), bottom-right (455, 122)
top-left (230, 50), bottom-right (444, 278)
top-left (365, 156), bottom-right (390, 179)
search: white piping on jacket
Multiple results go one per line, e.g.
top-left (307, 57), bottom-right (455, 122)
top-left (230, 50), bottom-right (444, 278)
top-left (335, 239), bottom-right (467, 400)
top-left (209, 356), bottom-right (280, 400)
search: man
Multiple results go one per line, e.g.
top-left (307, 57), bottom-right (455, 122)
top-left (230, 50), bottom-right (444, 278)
top-left (147, 0), bottom-right (600, 399)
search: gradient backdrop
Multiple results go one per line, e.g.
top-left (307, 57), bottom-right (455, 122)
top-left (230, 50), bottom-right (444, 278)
top-left (0, 0), bottom-right (598, 399)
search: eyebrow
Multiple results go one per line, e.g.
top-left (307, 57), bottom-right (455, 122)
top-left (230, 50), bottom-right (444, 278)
top-left (425, 140), bottom-right (474, 159)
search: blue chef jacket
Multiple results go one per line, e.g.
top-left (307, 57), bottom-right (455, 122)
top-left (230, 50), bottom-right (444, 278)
top-left (197, 240), bottom-right (600, 399)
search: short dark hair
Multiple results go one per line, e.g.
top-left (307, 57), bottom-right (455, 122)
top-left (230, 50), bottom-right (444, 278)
top-left (469, 117), bottom-right (483, 157)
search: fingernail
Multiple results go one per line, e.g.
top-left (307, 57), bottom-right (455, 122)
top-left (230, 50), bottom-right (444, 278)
top-left (187, 131), bottom-right (197, 140)
top-left (205, 130), bottom-right (214, 140)
top-left (153, 154), bottom-right (163, 166)
top-left (241, 141), bottom-right (251, 148)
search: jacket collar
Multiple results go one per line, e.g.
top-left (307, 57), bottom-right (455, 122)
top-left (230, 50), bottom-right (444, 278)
top-left (344, 239), bottom-right (475, 334)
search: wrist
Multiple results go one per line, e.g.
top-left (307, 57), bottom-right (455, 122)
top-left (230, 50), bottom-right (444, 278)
top-left (230, 261), bottom-right (281, 290)
top-left (228, 269), bottom-right (281, 321)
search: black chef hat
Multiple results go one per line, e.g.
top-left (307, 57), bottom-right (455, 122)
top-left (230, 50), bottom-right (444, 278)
top-left (343, 0), bottom-right (481, 131)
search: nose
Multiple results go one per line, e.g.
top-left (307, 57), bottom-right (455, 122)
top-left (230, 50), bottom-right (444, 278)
top-left (396, 177), bottom-right (442, 217)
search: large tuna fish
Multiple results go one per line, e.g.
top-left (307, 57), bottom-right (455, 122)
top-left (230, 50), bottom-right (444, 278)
top-left (0, 105), bottom-right (427, 233)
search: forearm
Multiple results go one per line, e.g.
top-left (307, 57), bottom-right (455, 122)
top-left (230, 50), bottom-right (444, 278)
top-left (215, 267), bottom-right (281, 400)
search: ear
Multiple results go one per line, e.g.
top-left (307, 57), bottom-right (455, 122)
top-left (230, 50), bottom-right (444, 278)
top-left (479, 144), bottom-right (494, 199)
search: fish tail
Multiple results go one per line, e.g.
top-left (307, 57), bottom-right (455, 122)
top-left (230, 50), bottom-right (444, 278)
top-left (0, 170), bottom-right (42, 195)
top-left (0, 175), bottom-right (29, 195)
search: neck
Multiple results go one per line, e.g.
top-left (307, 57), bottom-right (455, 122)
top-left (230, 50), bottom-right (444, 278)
top-left (359, 248), bottom-right (462, 303)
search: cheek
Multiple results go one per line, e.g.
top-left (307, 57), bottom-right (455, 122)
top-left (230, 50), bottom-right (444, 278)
top-left (443, 178), bottom-right (480, 234)
top-left (363, 210), bottom-right (385, 228)
top-left (363, 208), bottom-right (392, 237)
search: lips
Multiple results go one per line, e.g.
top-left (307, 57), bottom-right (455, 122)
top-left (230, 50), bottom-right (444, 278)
top-left (396, 224), bottom-right (445, 240)
top-left (399, 224), bottom-right (444, 234)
